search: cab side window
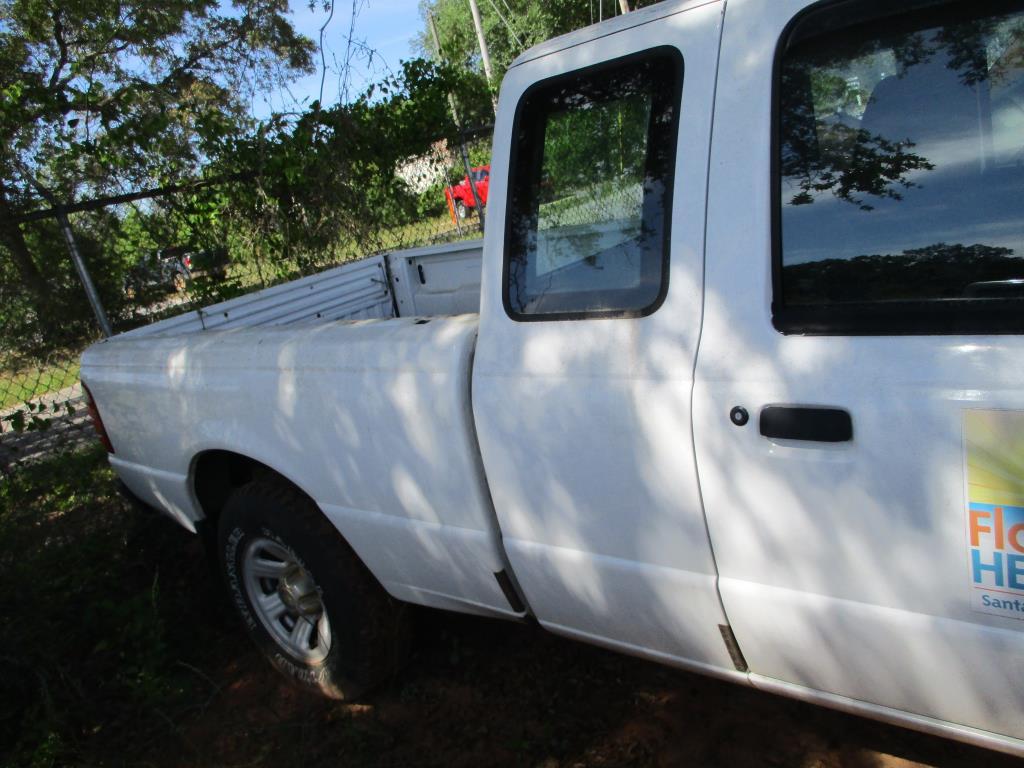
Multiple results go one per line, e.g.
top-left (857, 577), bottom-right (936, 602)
top-left (776, 1), bottom-right (1024, 334)
top-left (505, 50), bottom-right (683, 320)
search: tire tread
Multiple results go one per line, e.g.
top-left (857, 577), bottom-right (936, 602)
top-left (217, 478), bottom-right (411, 699)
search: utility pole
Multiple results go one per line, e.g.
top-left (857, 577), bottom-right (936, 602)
top-left (468, 0), bottom-right (493, 84)
top-left (467, 0), bottom-right (498, 114)
top-left (428, 9), bottom-right (486, 232)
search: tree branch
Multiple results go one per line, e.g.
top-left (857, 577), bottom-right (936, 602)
top-left (48, 8), bottom-right (70, 90)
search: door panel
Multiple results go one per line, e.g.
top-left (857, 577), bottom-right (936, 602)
top-left (473, 1), bottom-right (738, 672)
top-left (697, 0), bottom-right (1024, 738)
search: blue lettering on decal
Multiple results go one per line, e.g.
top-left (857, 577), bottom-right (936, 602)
top-left (1009, 554), bottom-right (1024, 591)
top-left (972, 548), bottom-right (1005, 586)
top-left (980, 593), bottom-right (1024, 611)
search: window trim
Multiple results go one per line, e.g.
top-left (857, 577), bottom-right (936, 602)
top-left (502, 46), bottom-right (684, 323)
top-left (770, 0), bottom-right (1024, 336)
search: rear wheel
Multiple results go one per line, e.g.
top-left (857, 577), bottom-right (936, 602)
top-left (455, 199), bottom-right (468, 219)
top-left (218, 480), bottom-right (411, 699)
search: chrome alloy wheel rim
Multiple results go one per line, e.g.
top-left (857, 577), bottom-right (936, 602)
top-left (242, 537), bottom-right (332, 663)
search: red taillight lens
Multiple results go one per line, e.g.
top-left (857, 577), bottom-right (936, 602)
top-left (183, 255), bottom-right (192, 269)
top-left (82, 383), bottom-right (114, 453)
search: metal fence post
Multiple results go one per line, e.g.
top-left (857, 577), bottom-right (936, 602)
top-left (56, 209), bottom-right (113, 338)
top-left (458, 143), bottom-right (486, 231)
top-left (13, 160), bottom-right (114, 338)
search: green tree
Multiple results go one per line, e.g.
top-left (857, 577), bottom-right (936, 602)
top-left (0, 0), bottom-right (315, 329)
top-left (417, 0), bottom-right (661, 93)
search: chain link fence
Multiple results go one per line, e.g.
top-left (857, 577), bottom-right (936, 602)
top-left (0, 129), bottom-right (493, 471)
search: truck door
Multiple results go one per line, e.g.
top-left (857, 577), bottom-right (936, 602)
top-left (695, 0), bottom-right (1024, 742)
top-left (472, 1), bottom-right (742, 674)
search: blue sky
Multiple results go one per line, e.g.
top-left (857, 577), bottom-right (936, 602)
top-left (252, 0), bottom-right (426, 118)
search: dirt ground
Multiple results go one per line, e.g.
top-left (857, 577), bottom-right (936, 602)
top-left (176, 618), bottom-right (1022, 768)
top-left (132, 520), bottom-right (1022, 768)
top-left (2, 450), bottom-right (1019, 768)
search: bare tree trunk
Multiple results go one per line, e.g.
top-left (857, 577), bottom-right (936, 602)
top-left (0, 189), bottom-right (51, 310)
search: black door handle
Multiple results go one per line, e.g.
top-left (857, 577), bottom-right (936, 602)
top-left (759, 406), bottom-right (853, 443)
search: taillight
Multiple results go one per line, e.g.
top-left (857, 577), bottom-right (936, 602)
top-left (82, 383), bottom-right (115, 453)
top-left (183, 255), bottom-right (192, 269)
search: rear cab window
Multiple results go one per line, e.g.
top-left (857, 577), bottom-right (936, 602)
top-left (775, 0), bottom-right (1024, 334)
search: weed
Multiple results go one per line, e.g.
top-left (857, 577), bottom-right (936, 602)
top-left (0, 447), bottom-right (217, 766)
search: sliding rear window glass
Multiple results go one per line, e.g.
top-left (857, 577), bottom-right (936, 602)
top-left (775, 0), bottom-right (1024, 334)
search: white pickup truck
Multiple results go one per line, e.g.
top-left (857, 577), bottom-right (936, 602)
top-left (81, 0), bottom-right (1024, 756)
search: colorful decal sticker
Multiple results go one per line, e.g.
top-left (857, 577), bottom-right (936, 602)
top-left (966, 409), bottom-right (1024, 619)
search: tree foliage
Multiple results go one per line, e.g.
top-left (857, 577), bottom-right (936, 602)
top-left (0, 0), bottom-right (314, 194)
top-left (417, 0), bottom-right (661, 92)
top-left (206, 57), bottom-right (492, 276)
top-left (0, 0), bottom-right (314, 348)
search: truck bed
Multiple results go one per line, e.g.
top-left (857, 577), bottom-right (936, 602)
top-left (120, 239), bottom-right (483, 339)
top-left (81, 235), bottom-right (515, 622)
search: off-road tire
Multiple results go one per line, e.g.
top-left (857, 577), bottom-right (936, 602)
top-left (218, 479), bottom-right (411, 699)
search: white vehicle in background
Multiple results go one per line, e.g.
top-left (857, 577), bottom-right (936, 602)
top-left (81, 0), bottom-right (1024, 757)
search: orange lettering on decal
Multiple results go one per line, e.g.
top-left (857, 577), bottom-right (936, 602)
top-left (971, 509), bottom-right (992, 547)
top-left (1009, 523), bottom-right (1024, 554)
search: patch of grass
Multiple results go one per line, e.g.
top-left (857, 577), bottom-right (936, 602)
top-left (0, 358), bottom-right (82, 410)
top-left (369, 212), bottom-right (479, 254)
top-left (0, 446), bottom-right (223, 767)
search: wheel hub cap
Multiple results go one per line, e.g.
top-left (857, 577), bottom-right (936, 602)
top-left (277, 565), bottom-right (322, 616)
top-left (241, 537), bottom-right (332, 664)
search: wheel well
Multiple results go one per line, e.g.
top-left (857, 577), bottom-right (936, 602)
top-left (190, 451), bottom-right (385, 592)
top-left (192, 451), bottom-right (309, 537)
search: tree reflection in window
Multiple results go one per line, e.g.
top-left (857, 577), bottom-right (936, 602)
top-left (505, 51), bottom-right (681, 319)
top-left (777, 2), bottom-right (1024, 332)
